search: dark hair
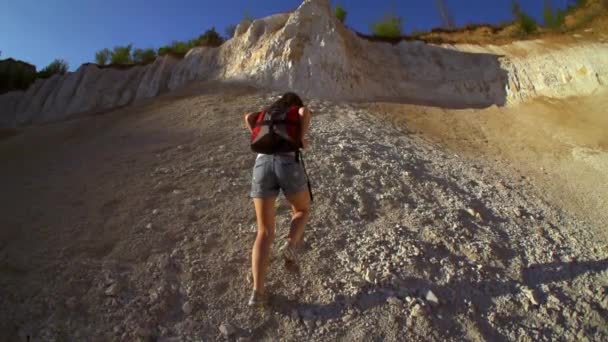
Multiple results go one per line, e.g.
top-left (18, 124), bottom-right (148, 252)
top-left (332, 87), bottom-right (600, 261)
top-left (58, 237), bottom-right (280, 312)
top-left (267, 92), bottom-right (304, 113)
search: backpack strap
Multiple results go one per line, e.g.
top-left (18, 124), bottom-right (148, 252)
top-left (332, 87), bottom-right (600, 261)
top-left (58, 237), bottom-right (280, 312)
top-left (296, 151), bottom-right (314, 203)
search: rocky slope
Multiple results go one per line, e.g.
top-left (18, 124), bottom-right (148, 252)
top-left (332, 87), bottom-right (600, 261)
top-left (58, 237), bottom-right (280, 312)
top-left (1, 0), bottom-right (608, 127)
top-left (0, 86), bottom-right (606, 341)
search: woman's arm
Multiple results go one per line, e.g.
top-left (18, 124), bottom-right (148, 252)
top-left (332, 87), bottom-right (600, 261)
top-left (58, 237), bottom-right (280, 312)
top-left (244, 112), bottom-right (258, 133)
top-left (298, 107), bottom-right (312, 148)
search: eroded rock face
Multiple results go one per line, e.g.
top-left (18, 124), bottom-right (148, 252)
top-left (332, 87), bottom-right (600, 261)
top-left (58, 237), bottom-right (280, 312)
top-left (168, 47), bottom-right (220, 91)
top-left (18, 74), bottom-right (63, 125)
top-left (64, 64), bottom-right (106, 116)
top-left (136, 56), bottom-right (180, 100)
top-left (505, 43), bottom-right (608, 103)
top-left (0, 0), bottom-right (606, 127)
top-left (37, 65), bottom-right (88, 124)
top-left (457, 41), bottom-right (608, 103)
top-left (0, 56), bottom-right (179, 127)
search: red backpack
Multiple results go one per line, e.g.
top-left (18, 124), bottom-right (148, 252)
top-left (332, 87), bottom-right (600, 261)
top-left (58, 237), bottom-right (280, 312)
top-left (250, 105), bottom-right (302, 154)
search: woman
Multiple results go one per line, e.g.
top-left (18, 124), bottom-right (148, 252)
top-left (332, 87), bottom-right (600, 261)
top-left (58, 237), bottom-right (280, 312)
top-left (244, 92), bottom-right (312, 307)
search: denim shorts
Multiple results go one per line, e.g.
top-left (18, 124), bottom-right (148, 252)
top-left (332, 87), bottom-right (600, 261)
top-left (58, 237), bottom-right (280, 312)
top-left (250, 153), bottom-right (308, 198)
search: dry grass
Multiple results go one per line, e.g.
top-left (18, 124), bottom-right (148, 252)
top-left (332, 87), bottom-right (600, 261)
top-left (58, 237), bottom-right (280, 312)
top-left (353, 2), bottom-right (606, 46)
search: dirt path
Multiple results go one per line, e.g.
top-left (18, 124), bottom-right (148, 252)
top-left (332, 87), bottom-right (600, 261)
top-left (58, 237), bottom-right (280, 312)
top-left (1, 84), bottom-right (607, 341)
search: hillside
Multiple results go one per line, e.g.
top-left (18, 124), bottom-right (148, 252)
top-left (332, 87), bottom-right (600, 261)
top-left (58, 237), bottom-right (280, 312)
top-left (0, 83), bottom-right (606, 341)
top-left (1, 0), bottom-right (607, 341)
top-left (1, 0), bottom-right (608, 127)
top-left (407, 0), bottom-right (608, 45)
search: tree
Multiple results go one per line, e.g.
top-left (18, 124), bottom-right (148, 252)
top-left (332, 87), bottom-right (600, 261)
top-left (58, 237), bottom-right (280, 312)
top-left (37, 59), bottom-right (69, 79)
top-left (511, 0), bottom-right (525, 20)
top-left (543, 0), bottom-right (566, 30)
top-left (434, 0), bottom-right (455, 29)
top-left (225, 24), bottom-right (237, 39)
top-left (243, 12), bottom-right (253, 25)
top-left (132, 48), bottom-right (157, 64)
top-left (95, 48), bottom-right (111, 65)
top-left (169, 41), bottom-right (191, 55)
top-left (111, 44), bottom-right (133, 65)
top-left (334, 5), bottom-right (347, 23)
top-left (371, 14), bottom-right (403, 38)
top-left (194, 27), bottom-right (224, 47)
top-left (512, 0), bottom-right (538, 34)
top-left (157, 45), bottom-right (171, 56)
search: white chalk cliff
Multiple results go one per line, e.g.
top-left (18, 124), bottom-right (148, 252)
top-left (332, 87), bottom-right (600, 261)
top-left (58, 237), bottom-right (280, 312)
top-left (1, 0), bottom-right (607, 127)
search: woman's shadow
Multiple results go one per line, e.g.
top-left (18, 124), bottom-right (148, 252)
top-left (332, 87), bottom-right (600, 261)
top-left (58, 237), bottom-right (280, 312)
top-left (269, 244), bottom-right (608, 341)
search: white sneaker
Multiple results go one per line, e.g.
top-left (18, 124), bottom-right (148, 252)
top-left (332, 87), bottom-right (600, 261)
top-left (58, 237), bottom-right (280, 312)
top-left (279, 241), bottom-right (297, 263)
top-left (247, 290), bottom-right (268, 307)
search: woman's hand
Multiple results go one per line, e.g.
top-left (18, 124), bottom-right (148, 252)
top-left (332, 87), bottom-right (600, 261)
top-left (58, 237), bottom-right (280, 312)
top-left (301, 137), bottom-right (310, 150)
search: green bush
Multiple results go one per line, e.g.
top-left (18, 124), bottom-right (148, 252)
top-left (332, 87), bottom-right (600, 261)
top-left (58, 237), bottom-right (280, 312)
top-left (158, 40), bottom-right (194, 56)
top-left (96, 27), bottom-right (225, 63)
top-left (372, 14), bottom-right (403, 38)
top-left (543, 1), bottom-right (566, 30)
top-left (95, 48), bottom-right (111, 65)
top-left (193, 27), bottom-right (224, 47)
top-left (169, 41), bottom-right (192, 55)
top-left (156, 28), bottom-right (224, 57)
top-left (37, 59), bottom-right (69, 79)
top-left (157, 45), bottom-right (171, 56)
top-left (519, 13), bottom-right (538, 34)
top-left (132, 48), bottom-right (157, 64)
top-left (334, 5), bottom-right (347, 23)
top-left (512, 1), bottom-right (538, 35)
top-left (111, 44), bottom-right (133, 65)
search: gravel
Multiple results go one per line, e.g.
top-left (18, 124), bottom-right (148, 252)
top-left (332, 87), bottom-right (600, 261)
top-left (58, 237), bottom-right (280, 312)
top-left (0, 91), bottom-right (606, 341)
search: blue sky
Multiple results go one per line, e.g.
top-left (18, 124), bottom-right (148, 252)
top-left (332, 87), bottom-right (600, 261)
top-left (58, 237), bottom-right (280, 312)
top-left (1, 0), bottom-right (574, 71)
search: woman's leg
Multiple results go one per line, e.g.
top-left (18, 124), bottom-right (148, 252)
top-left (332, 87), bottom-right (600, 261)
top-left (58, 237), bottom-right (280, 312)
top-left (252, 196), bottom-right (277, 295)
top-left (285, 190), bottom-right (310, 247)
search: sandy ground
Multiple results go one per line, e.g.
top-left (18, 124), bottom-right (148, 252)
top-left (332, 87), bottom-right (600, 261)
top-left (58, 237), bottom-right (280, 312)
top-left (1, 82), bottom-right (607, 341)
top-left (368, 92), bottom-right (608, 238)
